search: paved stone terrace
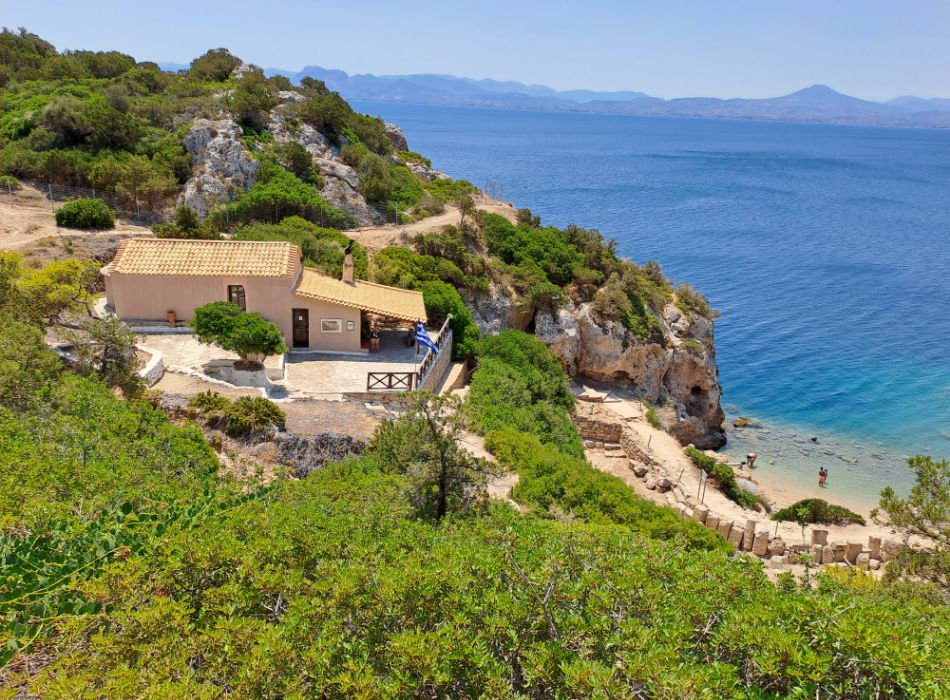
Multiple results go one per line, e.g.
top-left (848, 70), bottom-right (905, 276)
top-left (139, 329), bottom-right (433, 397)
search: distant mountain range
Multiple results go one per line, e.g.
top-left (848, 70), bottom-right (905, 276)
top-left (159, 61), bottom-right (950, 128)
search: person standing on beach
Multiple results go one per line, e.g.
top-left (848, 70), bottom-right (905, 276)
top-left (818, 467), bottom-right (828, 487)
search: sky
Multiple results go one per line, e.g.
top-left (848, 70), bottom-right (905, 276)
top-left (3, 0), bottom-right (949, 100)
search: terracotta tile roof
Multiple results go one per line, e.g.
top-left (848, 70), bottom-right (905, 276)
top-left (103, 238), bottom-right (299, 277)
top-left (295, 268), bottom-right (427, 323)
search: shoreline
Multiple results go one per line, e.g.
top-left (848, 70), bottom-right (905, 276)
top-left (572, 383), bottom-right (917, 553)
top-left (718, 411), bottom-right (924, 514)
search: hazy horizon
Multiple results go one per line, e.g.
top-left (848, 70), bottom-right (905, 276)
top-left (3, 0), bottom-right (949, 101)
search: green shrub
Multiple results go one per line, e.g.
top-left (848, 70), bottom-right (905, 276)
top-left (54, 198), bottom-right (115, 229)
top-left (209, 162), bottom-right (354, 230)
top-left (773, 498), bottom-right (866, 526)
top-left (371, 246), bottom-right (468, 290)
top-left (421, 281), bottom-right (480, 361)
top-left (685, 446), bottom-right (761, 510)
top-left (153, 206), bottom-right (220, 239)
top-left (675, 282), bottom-right (717, 318)
top-left (487, 428), bottom-right (726, 551)
top-left (0, 174), bottom-right (20, 189)
top-left (467, 331), bottom-right (581, 456)
top-left (481, 213), bottom-right (582, 287)
top-left (188, 48), bottom-right (241, 81)
top-left (187, 389), bottom-right (231, 418)
top-left (643, 400), bottom-right (663, 430)
top-left (222, 396), bottom-right (285, 437)
top-left (190, 301), bottom-right (287, 363)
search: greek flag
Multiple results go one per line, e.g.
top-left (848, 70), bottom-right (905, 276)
top-left (416, 321), bottom-right (439, 354)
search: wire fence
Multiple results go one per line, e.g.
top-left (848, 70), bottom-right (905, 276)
top-left (0, 178), bottom-right (167, 225)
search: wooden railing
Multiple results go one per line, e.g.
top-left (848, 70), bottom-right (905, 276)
top-left (367, 372), bottom-right (414, 391)
top-left (364, 317), bottom-right (454, 393)
top-left (416, 316), bottom-right (453, 387)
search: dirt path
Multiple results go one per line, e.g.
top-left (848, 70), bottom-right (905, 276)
top-left (347, 194), bottom-right (517, 253)
top-left (0, 186), bottom-right (151, 259)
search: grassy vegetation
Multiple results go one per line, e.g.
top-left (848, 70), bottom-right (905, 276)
top-left (686, 446), bottom-right (762, 510)
top-left (643, 399), bottom-right (664, 430)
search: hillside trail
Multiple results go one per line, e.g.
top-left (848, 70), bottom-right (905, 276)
top-left (347, 194), bottom-right (517, 253)
top-left (0, 185), bottom-right (151, 252)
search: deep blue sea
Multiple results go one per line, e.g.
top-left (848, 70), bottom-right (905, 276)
top-left (355, 101), bottom-right (950, 505)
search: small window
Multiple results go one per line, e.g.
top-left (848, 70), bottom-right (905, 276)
top-left (321, 319), bottom-right (342, 333)
top-left (228, 285), bottom-right (246, 311)
top-left (346, 320), bottom-right (355, 331)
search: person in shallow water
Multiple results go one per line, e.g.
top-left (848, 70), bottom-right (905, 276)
top-left (746, 452), bottom-right (757, 468)
top-left (818, 467), bottom-right (828, 487)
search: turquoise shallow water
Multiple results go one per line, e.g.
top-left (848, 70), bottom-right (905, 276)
top-left (354, 101), bottom-right (950, 504)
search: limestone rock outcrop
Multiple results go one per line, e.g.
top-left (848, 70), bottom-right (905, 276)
top-left (533, 298), bottom-right (725, 448)
top-left (267, 95), bottom-right (386, 226)
top-left (384, 122), bottom-right (409, 152)
top-left (178, 117), bottom-right (260, 217)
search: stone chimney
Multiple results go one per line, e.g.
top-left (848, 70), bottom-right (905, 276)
top-left (342, 240), bottom-right (354, 284)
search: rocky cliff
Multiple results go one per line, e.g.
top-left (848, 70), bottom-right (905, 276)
top-left (176, 89), bottom-right (445, 226)
top-left (466, 283), bottom-right (726, 449)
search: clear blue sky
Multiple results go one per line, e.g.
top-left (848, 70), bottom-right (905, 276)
top-left (3, 0), bottom-right (949, 100)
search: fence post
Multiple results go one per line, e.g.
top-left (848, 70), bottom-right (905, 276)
top-left (48, 183), bottom-right (54, 212)
top-left (92, 188), bottom-right (96, 200)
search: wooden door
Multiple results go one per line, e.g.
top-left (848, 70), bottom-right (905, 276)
top-left (292, 309), bottom-right (309, 348)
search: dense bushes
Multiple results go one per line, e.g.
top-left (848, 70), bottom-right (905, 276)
top-left (686, 446), bottom-right (761, 510)
top-left (488, 428), bottom-right (726, 551)
top-left (466, 330), bottom-right (581, 456)
top-left (54, 197), bottom-right (115, 228)
top-left (773, 498), bottom-right (867, 526)
top-left (209, 162), bottom-right (354, 229)
top-left (189, 391), bottom-right (286, 438)
top-left (421, 280), bottom-right (480, 360)
top-left (234, 216), bottom-right (367, 279)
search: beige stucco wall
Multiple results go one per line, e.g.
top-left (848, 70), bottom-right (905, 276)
top-left (105, 272), bottom-right (362, 353)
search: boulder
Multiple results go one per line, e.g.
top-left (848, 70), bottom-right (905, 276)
top-left (868, 536), bottom-right (882, 559)
top-left (856, 552), bottom-right (871, 570)
top-left (383, 122), bottom-right (409, 151)
top-left (869, 558), bottom-right (881, 571)
top-left (656, 477), bottom-right (673, 493)
top-left (632, 464), bottom-right (649, 478)
top-left (692, 505), bottom-right (709, 524)
top-left (705, 515), bottom-right (720, 531)
top-left (752, 531), bottom-right (770, 556)
top-left (644, 477), bottom-right (657, 491)
top-left (768, 539), bottom-right (786, 557)
top-left (811, 529), bottom-right (829, 546)
top-left (718, 520), bottom-right (733, 539)
top-left (535, 307), bottom-right (581, 375)
top-left (845, 541), bottom-right (863, 565)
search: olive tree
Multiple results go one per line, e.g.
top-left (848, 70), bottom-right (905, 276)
top-left (191, 301), bottom-right (287, 367)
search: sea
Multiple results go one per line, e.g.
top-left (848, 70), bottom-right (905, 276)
top-left (353, 100), bottom-right (950, 509)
